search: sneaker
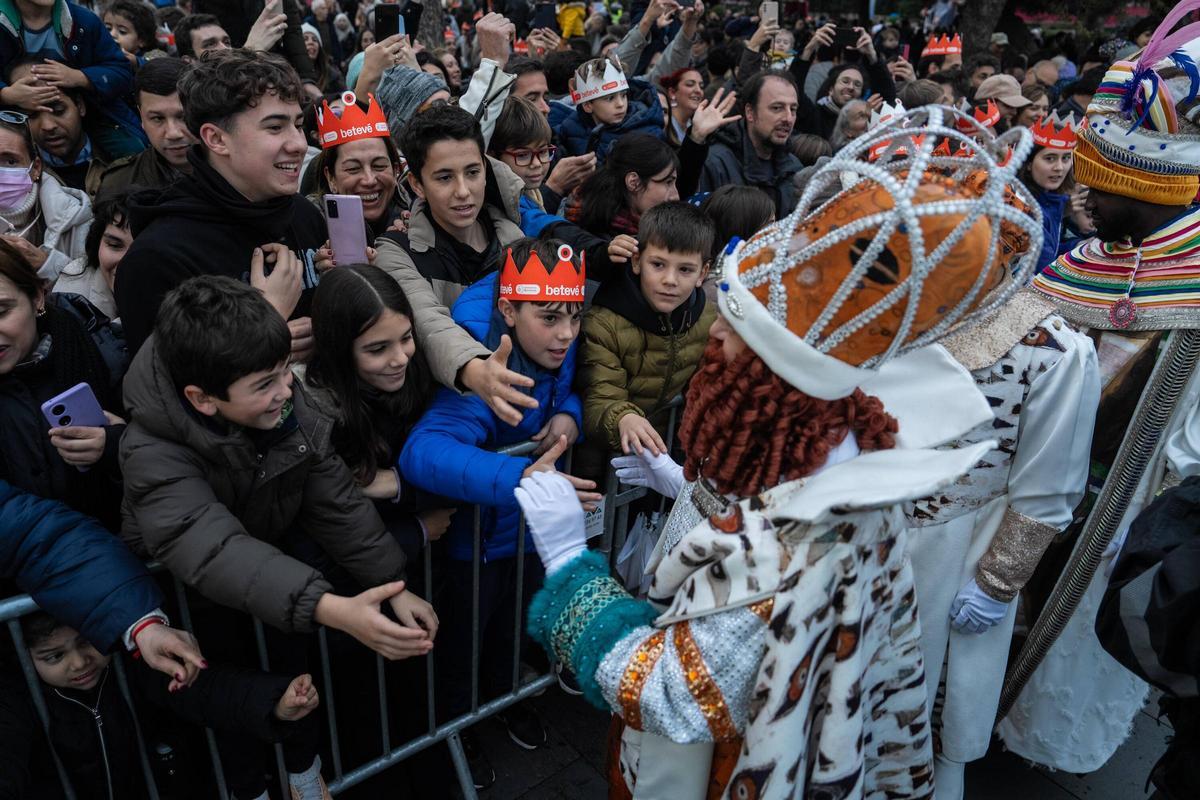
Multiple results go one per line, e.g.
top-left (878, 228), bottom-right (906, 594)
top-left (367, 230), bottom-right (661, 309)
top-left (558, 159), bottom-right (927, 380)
top-left (459, 730), bottom-right (496, 791)
top-left (556, 663), bottom-right (583, 696)
top-left (498, 703), bottom-right (547, 750)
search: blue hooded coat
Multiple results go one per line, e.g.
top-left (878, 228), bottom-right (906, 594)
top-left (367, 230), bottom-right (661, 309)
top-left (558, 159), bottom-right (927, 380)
top-left (399, 273), bottom-right (583, 562)
top-left (554, 77), bottom-right (666, 165)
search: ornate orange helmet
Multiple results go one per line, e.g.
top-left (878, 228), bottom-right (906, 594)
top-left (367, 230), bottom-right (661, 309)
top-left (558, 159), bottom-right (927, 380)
top-left (717, 106), bottom-right (1042, 400)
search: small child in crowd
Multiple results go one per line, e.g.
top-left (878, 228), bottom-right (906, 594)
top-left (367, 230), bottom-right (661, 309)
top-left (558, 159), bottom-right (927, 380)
top-left (579, 202), bottom-right (716, 467)
top-left (400, 237), bottom-right (599, 785)
top-left (554, 52), bottom-right (665, 164)
top-left (1, 610), bottom-right (324, 800)
top-left (102, 0), bottom-right (162, 67)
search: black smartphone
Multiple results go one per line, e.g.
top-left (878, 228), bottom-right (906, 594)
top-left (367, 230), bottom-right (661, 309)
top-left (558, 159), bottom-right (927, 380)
top-left (375, 4), bottom-right (401, 42)
top-left (532, 2), bottom-right (558, 33)
top-left (833, 26), bottom-right (858, 50)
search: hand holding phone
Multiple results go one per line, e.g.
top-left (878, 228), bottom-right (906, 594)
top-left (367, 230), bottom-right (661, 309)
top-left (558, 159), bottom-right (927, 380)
top-left (42, 383), bottom-right (114, 470)
top-left (532, 2), bottom-right (558, 34)
top-left (833, 26), bottom-right (858, 50)
top-left (375, 4), bottom-right (403, 43)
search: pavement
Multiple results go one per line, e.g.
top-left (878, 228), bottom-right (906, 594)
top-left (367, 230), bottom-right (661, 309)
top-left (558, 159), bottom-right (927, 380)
top-left (457, 687), bottom-right (1171, 799)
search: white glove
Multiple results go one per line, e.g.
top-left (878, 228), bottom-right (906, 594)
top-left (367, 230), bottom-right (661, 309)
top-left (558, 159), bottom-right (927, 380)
top-left (514, 472), bottom-right (587, 575)
top-left (610, 450), bottom-right (685, 500)
top-left (948, 578), bottom-right (1010, 634)
top-left (1102, 527), bottom-right (1129, 577)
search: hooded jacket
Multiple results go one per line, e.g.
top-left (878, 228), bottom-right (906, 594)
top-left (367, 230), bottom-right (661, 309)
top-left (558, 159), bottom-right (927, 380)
top-left (11, 169), bottom-right (92, 285)
top-left (114, 148), bottom-right (327, 355)
top-left (554, 78), bottom-right (667, 165)
top-left (0, 0), bottom-right (145, 149)
top-left (698, 119), bottom-right (801, 216)
top-left (118, 338), bottom-right (406, 633)
top-left (578, 264), bottom-right (714, 457)
top-left (399, 273), bottom-right (583, 562)
top-left (1033, 188), bottom-right (1069, 274)
top-left (372, 156), bottom-right (525, 392)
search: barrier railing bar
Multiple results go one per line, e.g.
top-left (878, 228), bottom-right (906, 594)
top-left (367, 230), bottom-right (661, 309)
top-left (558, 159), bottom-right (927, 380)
top-left (173, 578), bottom-right (230, 800)
top-left (113, 655), bottom-right (161, 800)
top-left (446, 732), bottom-right (479, 800)
top-left (470, 504), bottom-right (481, 715)
top-left (512, 513), bottom-right (528, 693)
top-left (317, 627), bottom-right (344, 780)
top-left (423, 545), bottom-right (437, 737)
top-left (252, 617), bottom-right (290, 799)
top-left (376, 653), bottom-right (390, 754)
top-left (326, 673), bottom-right (554, 794)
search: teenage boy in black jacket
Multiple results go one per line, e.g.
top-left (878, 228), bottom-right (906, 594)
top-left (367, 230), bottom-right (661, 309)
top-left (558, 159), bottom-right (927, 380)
top-left (115, 49), bottom-right (326, 357)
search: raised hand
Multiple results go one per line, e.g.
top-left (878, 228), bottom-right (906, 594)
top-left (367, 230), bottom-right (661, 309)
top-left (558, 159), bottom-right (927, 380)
top-left (802, 23), bottom-right (836, 61)
top-left (250, 243), bottom-right (303, 319)
top-left (689, 87), bottom-right (741, 144)
top-left (617, 413), bottom-right (667, 456)
top-left (315, 582), bottom-right (434, 660)
top-left (531, 412), bottom-right (580, 456)
top-left (134, 623), bottom-right (206, 692)
top-left (0, 74), bottom-right (60, 112)
top-left (244, 0), bottom-right (289, 53)
top-left (607, 234), bottom-right (638, 263)
top-left (460, 334), bottom-right (539, 426)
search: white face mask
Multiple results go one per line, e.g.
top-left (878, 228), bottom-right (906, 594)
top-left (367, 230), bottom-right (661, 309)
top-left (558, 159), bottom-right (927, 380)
top-left (0, 164), bottom-right (35, 213)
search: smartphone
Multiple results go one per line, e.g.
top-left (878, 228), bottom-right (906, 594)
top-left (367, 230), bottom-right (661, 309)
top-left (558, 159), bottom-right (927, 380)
top-left (375, 4), bottom-right (402, 42)
top-left (760, 1), bottom-right (779, 26)
top-left (834, 26), bottom-right (858, 50)
top-left (532, 2), bottom-right (558, 34)
top-left (901, 43), bottom-right (910, 61)
top-left (41, 383), bottom-right (107, 430)
top-left (400, 1), bottom-right (423, 40)
top-left (324, 195), bottom-right (370, 265)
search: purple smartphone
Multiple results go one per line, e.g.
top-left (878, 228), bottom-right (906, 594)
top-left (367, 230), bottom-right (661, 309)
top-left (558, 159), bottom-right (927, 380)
top-left (324, 194), bottom-right (370, 265)
top-left (41, 382), bottom-right (107, 429)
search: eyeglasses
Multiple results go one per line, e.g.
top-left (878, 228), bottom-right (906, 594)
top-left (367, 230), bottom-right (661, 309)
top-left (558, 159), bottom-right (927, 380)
top-left (0, 110), bottom-right (29, 125)
top-left (502, 145), bottom-right (557, 167)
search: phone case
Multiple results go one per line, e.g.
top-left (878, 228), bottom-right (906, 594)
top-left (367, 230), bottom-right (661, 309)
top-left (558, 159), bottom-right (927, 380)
top-left (375, 6), bottom-right (401, 41)
top-left (533, 3), bottom-right (558, 32)
top-left (41, 383), bottom-right (107, 429)
top-left (324, 194), bottom-right (370, 265)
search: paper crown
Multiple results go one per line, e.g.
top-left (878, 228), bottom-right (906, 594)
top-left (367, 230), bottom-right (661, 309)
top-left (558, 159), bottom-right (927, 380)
top-left (499, 244), bottom-right (586, 303)
top-left (957, 99), bottom-right (1001, 132)
top-left (571, 53), bottom-right (629, 104)
top-left (867, 99), bottom-right (921, 161)
top-left (1031, 111), bottom-right (1077, 150)
top-left (923, 34), bottom-right (962, 57)
top-left (316, 91), bottom-right (390, 149)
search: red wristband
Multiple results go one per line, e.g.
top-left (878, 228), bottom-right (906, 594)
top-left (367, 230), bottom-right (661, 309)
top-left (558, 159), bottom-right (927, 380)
top-left (130, 617), bottom-right (166, 658)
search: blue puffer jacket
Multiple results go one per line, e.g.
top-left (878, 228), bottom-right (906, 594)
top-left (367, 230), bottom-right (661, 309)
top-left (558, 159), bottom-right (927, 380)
top-left (1034, 189), bottom-right (1068, 275)
top-left (554, 78), bottom-right (665, 165)
top-left (0, 0), bottom-right (146, 148)
top-left (399, 274), bottom-right (583, 562)
top-left (0, 480), bottom-right (161, 652)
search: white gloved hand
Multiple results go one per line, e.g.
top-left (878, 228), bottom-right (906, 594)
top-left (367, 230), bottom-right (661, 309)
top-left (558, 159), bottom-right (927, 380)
top-left (610, 450), bottom-right (685, 500)
top-left (514, 471), bottom-right (587, 575)
top-left (948, 578), bottom-right (1010, 634)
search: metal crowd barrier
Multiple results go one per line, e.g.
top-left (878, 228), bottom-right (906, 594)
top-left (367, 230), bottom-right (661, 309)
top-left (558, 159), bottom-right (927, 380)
top-left (0, 401), bottom-right (683, 799)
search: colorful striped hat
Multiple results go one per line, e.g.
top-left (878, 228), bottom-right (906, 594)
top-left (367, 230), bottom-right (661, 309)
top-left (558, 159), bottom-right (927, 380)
top-left (1075, 5), bottom-right (1200, 206)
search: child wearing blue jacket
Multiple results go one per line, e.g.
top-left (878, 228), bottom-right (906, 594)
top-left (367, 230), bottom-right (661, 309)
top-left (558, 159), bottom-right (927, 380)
top-left (553, 52), bottom-right (665, 166)
top-left (400, 237), bottom-right (597, 780)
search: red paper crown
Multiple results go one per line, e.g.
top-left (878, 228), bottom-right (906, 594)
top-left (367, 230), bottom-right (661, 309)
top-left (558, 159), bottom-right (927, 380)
top-left (868, 134), bottom-right (926, 162)
top-left (499, 244), bottom-right (586, 303)
top-left (316, 91), bottom-right (390, 149)
top-left (1030, 111), bottom-right (1078, 150)
top-left (957, 99), bottom-right (1001, 132)
top-left (923, 33), bottom-right (962, 57)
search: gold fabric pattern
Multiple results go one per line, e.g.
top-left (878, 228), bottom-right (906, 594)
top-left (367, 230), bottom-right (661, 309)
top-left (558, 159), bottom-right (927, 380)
top-left (975, 506), bottom-right (1059, 602)
top-left (748, 598), bottom-right (775, 623)
top-left (674, 621), bottom-right (739, 741)
top-left (619, 630), bottom-right (667, 731)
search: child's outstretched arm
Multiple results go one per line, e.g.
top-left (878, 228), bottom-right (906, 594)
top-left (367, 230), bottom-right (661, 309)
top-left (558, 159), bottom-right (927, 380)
top-left (273, 674), bottom-right (320, 722)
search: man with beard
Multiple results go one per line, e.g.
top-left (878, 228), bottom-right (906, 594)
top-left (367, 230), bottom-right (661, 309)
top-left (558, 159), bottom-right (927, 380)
top-left (1002, 24), bottom-right (1200, 779)
top-left (513, 108), bottom-right (1043, 799)
top-left (698, 70), bottom-right (801, 216)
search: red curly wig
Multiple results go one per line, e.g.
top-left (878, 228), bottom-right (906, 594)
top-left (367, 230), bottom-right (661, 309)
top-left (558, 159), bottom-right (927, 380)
top-left (678, 339), bottom-right (899, 498)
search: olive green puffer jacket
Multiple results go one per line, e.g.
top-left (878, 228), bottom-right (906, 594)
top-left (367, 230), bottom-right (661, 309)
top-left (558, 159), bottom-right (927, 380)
top-left (576, 267), bottom-right (715, 474)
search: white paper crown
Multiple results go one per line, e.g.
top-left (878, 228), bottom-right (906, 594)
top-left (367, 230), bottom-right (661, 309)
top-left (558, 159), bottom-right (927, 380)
top-left (571, 53), bottom-right (629, 104)
top-left (717, 105), bottom-right (1043, 401)
top-left (870, 98), bottom-right (906, 130)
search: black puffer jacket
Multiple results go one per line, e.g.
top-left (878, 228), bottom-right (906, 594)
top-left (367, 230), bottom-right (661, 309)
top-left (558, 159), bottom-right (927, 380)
top-left (0, 293), bottom-right (127, 528)
top-left (119, 337), bottom-right (407, 633)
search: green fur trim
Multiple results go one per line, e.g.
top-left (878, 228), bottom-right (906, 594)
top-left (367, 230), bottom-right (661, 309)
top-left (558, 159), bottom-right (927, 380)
top-left (527, 550), bottom-right (657, 710)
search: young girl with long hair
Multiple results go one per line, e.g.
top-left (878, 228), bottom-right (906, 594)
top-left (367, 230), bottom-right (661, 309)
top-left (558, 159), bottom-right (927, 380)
top-left (307, 264), bottom-right (453, 560)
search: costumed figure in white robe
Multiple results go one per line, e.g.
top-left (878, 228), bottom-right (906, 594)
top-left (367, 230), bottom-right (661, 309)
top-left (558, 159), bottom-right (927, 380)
top-left (998, 8), bottom-right (1200, 773)
top-left (513, 106), bottom-right (1046, 800)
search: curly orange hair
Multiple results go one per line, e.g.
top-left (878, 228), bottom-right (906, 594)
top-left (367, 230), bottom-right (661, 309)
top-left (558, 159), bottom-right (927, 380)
top-left (678, 339), bottom-right (899, 497)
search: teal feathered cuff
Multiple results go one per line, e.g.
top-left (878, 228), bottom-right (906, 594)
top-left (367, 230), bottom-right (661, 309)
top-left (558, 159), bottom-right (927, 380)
top-left (527, 550), bottom-right (657, 709)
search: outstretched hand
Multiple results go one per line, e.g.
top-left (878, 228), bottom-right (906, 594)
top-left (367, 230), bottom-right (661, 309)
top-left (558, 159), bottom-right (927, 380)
top-left (515, 471), bottom-right (588, 575)
top-left (460, 335), bottom-right (539, 426)
top-left (523, 434), bottom-right (602, 511)
top-left (135, 624), bottom-right (206, 693)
